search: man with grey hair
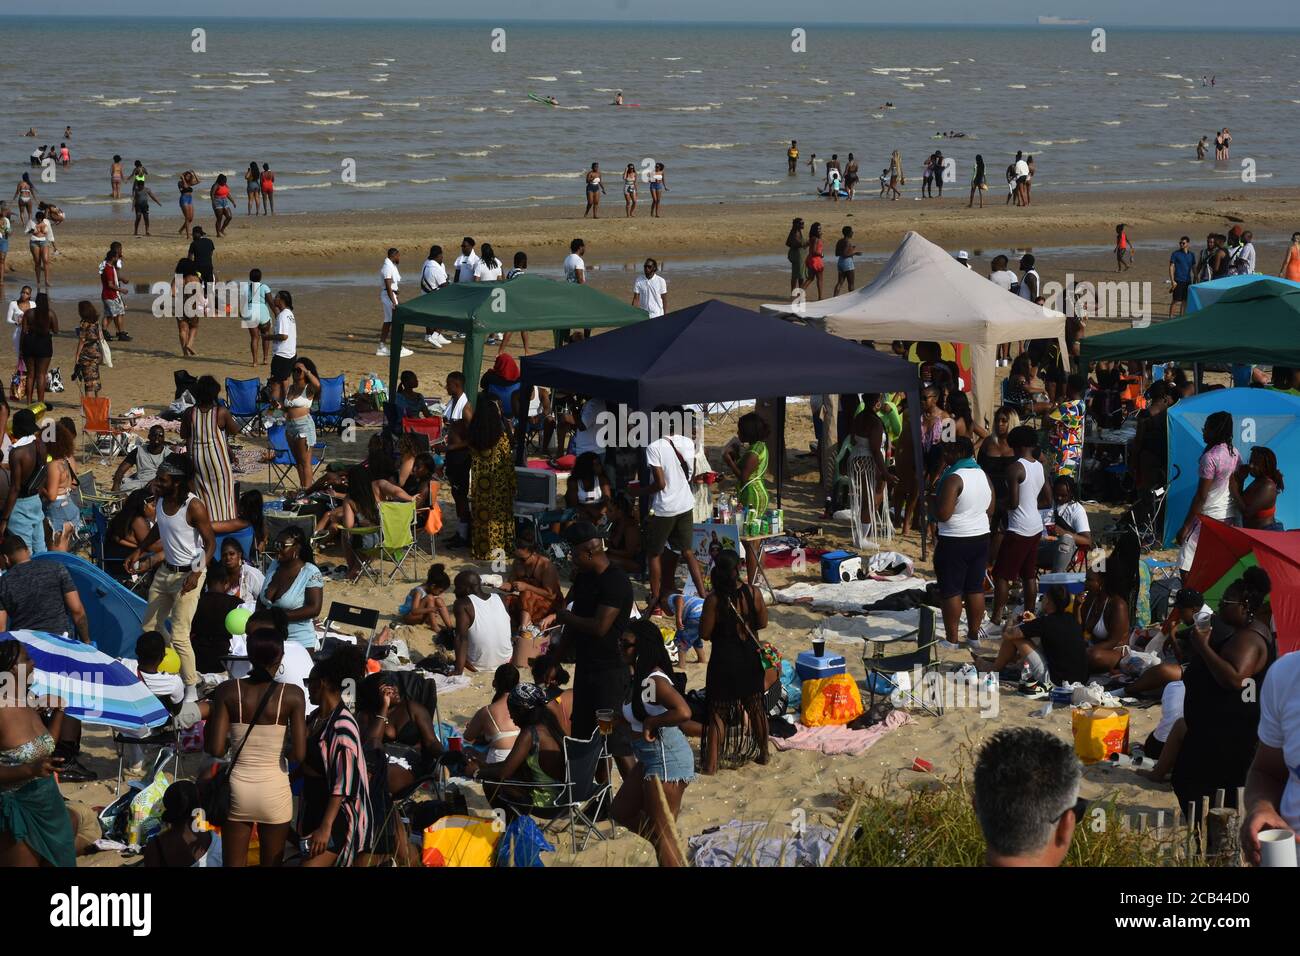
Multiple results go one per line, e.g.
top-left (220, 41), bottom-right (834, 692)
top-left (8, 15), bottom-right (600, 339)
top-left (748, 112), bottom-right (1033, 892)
top-left (973, 727), bottom-right (1082, 867)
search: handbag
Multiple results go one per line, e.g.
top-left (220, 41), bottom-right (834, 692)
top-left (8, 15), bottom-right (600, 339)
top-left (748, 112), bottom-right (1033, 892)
top-left (99, 323), bottom-right (114, 369)
top-left (202, 680), bottom-right (280, 827)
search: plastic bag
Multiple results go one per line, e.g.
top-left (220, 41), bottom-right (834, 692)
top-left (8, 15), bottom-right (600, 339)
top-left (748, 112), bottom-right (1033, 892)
top-left (800, 674), bottom-right (864, 727)
top-left (1070, 706), bottom-right (1130, 764)
top-left (496, 815), bottom-right (555, 868)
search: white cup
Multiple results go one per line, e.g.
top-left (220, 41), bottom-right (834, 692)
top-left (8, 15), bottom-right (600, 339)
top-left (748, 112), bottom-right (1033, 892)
top-left (1259, 829), bottom-right (1298, 868)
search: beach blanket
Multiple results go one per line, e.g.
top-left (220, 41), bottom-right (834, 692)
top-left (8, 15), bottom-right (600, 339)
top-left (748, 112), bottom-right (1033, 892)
top-left (773, 577), bottom-right (930, 613)
top-left (812, 612), bottom-right (921, 648)
top-left (687, 820), bottom-right (836, 867)
top-left (772, 708), bottom-right (911, 756)
top-left (433, 673), bottom-right (472, 696)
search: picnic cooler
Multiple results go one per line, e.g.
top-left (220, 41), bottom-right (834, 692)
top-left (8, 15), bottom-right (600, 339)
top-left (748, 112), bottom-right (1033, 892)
top-left (1039, 572), bottom-right (1087, 596)
top-left (1070, 706), bottom-right (1131, 764)
top-left (821, 550), bottom-right (864, 583)
top-left (795, 650), bottom-right (847, 682)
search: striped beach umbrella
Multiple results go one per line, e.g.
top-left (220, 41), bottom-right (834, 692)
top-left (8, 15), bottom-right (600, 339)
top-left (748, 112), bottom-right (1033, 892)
top-left (1, 630), bottom-right (170, 732)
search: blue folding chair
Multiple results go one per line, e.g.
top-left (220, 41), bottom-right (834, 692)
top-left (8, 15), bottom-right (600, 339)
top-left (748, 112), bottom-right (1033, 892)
top-left (214, 524), bottom-right (257, 567)
top-left (315, 374), bottom-right (347, 432)
top-left (267, 423), bottom-right (325, 492)
top-left (225, 377), bottom-right (266, 436)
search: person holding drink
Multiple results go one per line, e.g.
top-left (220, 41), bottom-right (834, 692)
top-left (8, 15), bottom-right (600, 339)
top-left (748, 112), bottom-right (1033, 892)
top-left (1241, 631), bottom-right (1300, 865)
top-left (467, 683), bottom-right (566, 809)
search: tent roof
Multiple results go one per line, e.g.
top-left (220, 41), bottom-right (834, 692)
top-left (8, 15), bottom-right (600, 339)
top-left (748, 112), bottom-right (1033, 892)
top-left (1186, 273), bottom-right (1300, 312)
top-left (760, 230), bottom-right (1066, 344)
top-left (1081, 278), bottom-right (1300, 364)
top-left (519, 299), bottom-right (920, 409)
top-left (391, 274), bottom-right (648, 334)
top-left (1184, 517), bottom-right (1300, 655)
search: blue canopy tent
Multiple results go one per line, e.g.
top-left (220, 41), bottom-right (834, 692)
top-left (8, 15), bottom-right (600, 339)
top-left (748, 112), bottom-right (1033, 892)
top-left (518, 299), bottom-right (928, 552)
top-left (1187, 274), bottom-right (1300, 313)
top-left (1164, 389), bottom-right (1300, 546)
top-left (33, 551), bottom-right (153, 659)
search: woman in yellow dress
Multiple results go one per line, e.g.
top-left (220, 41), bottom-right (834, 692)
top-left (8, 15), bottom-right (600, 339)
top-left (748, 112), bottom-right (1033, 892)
top-left (467, 391), bottom-right (517, 561)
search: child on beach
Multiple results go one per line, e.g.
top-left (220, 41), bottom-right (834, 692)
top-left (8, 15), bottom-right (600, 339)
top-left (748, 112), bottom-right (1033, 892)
top-left (878, 167), bottom-right (890, 197)
top-left (668, 590), bottom-right (707, 663)
top-left (1115, 223), bottom-right (1134, 271)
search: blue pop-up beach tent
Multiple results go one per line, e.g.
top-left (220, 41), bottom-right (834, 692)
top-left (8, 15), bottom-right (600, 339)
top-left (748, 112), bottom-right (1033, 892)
top-left (1165, 389), bottom-right (1300, 546)
top-left (33, 551), bottom-right (154, 659)
top-left (1187, 274), bottom-right (1300, 313)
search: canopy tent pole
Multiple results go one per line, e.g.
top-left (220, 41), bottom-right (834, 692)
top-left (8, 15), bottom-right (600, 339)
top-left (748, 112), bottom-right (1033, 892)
top-left (904, 384), bottom-right (928, 563)
top-left (462, 329), bottom-right (486, 395)
top-left (387, 317), bottom-right (404, 400)
top-left (776, 399), bottom-right (786, 510)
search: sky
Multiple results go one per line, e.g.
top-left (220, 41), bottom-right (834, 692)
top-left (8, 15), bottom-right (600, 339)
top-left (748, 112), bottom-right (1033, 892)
top-left (19, 0), bottom-right (1300, 29)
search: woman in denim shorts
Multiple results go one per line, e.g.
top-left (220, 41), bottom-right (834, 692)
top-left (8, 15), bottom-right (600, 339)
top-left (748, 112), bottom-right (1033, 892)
top-left (612, 618), bottom-right (696, 866)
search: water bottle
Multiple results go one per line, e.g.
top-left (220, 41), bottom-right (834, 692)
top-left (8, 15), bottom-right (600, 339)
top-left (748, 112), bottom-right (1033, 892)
top-left (1130, 743), bottom-right (1145, 767)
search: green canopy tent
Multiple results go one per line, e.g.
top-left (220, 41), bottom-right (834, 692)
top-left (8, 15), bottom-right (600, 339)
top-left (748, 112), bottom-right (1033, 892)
top-left (1080, 279), bottom-right (1300, 365)
top-left (388, 275), bottom-right (650, 388)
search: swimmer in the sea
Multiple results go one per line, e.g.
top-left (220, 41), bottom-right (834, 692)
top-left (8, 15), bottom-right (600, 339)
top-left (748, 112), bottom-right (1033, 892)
top-left (613, 90), bottom-right (623, 106)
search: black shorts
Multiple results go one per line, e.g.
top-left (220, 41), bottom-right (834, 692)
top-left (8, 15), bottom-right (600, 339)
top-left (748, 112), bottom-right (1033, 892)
top-left (270, 354), bottom-right (295, 383)
top-left (1172, 281), bottom-right (1189, 303)
top-left (445, 449), bottom-right (470, 498)
top-left (644, 509), bottom-right (694, 557)
top-left (935, 533), bottom-right (990, 599)
top-left (571, 666), bottom-right (632, 756)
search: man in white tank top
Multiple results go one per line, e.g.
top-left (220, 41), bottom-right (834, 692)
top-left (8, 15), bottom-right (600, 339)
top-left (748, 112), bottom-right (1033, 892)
top-left (451, 569), bottom-right (514, 675)
top-left (992, 426), bottom-right (1053, 626)
top-left (126, 456), bottom-right (215, 696)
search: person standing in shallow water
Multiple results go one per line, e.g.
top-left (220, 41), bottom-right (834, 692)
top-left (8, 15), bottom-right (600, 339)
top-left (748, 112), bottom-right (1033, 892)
top-left (584, 163), bottom-right (604, 218)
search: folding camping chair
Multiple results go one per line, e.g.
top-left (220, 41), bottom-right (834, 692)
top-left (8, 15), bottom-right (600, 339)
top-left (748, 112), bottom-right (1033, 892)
top-left (346, 500), bottom-right (418, 583)
top-left (403, 416), bottom-right (442, 444)
top-left (81, 396), bottom-right (132, 465)
top-left (314, 374), bottom-right (347, 433)
top-left (77, 472), bottom-right (123, 516)
top-left (225, 376), bottom-right (266, 436)
top-left (266, 423), bottom-right (326, 492)
top-left (496, 730), bottom-right (615, 854)
top-left (863, 605), bottom-right (944, 717)
top-left (113, 725), bottom-right (181, 795)
top-left (214, 524), bottom-right (257, 568)
top-left (263, 511), bottom-right (329, 568)
top-left (322, 601), bottom-right (381, 658)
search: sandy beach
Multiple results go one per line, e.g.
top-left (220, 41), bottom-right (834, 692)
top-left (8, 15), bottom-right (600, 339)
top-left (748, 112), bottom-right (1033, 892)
top-left (4, 181), bottom-right (1234, 866)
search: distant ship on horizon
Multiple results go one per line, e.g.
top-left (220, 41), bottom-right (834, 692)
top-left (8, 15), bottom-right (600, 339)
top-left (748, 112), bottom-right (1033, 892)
top-left (1037, 15), bottom-right (1092, 25)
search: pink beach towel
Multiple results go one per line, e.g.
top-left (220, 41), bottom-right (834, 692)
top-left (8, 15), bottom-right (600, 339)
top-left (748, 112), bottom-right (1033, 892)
top-left (772, 709), bottom-right (911, 756)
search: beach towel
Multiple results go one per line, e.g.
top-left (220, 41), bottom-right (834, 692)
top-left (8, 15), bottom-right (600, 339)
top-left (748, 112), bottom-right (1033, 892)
top-left (772, 708), bottom-right (910, 756)
top-left (773, 577), bottom-right (930, 613)
top-left (432, 673), bottom-right (472, 696)
top-left (687, 819), bottom-right (837, 867)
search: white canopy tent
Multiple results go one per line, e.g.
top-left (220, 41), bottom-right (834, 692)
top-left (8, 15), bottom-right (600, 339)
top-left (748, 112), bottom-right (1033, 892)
top-left (763, 231), bottom-right (1068, 428)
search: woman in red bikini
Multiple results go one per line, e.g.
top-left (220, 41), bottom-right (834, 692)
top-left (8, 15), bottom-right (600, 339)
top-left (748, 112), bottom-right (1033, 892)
top-left (802, 221), bottom-right (825, 300)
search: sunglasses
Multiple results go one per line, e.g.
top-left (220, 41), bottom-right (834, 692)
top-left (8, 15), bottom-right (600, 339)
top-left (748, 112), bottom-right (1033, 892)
top-left (1057, 796), bottom-right (1090, 823)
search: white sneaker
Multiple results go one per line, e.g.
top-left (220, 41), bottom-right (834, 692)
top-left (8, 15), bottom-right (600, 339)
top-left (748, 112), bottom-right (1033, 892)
top-left (938, 639), bottom-right (963, 650)
top-left (435, 333), bottom-right (452, 346)
top-left (426, 334), bottom-right (444, 349)
top-left (398, 346), bottom-right (414, 357)
top-left (376, 344), bottom-right (390, 356)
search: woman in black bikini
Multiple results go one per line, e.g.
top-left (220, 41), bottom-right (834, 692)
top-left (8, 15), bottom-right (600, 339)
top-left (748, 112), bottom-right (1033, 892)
top-left (18, 291), bottom-right (55, 406)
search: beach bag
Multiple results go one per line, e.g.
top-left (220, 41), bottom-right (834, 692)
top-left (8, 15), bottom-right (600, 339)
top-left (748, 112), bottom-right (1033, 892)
top-left (800, 673), bottom-right (864, 727)
top-left (1070, 706), bottom-right (1130, 764)
top-left (421, 814), bottom-right (501, 867)
top-left (424, 484), bottom-right (444, 535)
top-left (128, 767), bottom-right (171, 846)
top-left (201, 681), bottom-right (280, 827)
top-left (100, 324), bottom-right (114, 369)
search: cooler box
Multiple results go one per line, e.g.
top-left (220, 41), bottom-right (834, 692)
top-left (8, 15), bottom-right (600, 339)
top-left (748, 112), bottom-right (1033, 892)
top-left (795, 650), bottom-right (847, 682)
top-left (1039, 572), bottom-right (1086, 595)
top-left (820, 550), bottom-right (863, 583)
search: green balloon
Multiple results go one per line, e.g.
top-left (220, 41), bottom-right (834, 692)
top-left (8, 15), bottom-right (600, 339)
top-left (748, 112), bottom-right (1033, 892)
top-left (225, 607), bottom-right (253, 636)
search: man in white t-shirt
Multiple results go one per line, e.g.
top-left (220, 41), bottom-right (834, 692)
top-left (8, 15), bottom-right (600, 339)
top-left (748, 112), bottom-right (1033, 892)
top-left (419, 245), bottom-right (452, 348)
top-left (451, 569), bottom-right (514, 675)
top-left (564, 238), bottom-right (586, 284)
top-left (632, 258), bottom-right (668, 317)
top-left (989, 254), bottom-right (1018, 293)
top-left (571, 397), bottom-right (606, 459)
top-left (642, 419), bottom-right (708, 613)
top-left (453, 236), bottom-right (480, 284)
top-left (266, 291), bottom-right (297, 406)
top-left (377, 248), bottom-right (412, 357)
top-left (1243, 649), bottom-right (1300, 861)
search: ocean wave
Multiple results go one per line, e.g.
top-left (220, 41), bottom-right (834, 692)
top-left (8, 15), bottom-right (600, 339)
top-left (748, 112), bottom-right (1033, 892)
top-left (668, 105), bottom-right (713, 111)
top-left (246, 80), bottom-right (276, 84)
top-left (294, 169), bottom-right (332, 175)
top-left (403, 152), bottom-right (437, 159)
top-left (564, 70), bottom-right (583, 75)
top-left (1141, 102), bottom-right (1169, 108)
top-left (307, 90), bottom-right (352, 98)
top-left (277, 182), bottom-right (332, 190)
top-left (231, 72), bottom-right (269, 76)
top-left (466, 107), bottom-right (487, 112)
top-left (934, 79), bottom-right (952, 83)
top-left (594, 88), bottom-right (619, 93)
top-left (1163, 143), bottom-right (1196, 148)
top-left (914, 67), bottom-right (945, 73)
top-left (752, 179), bottom-right (780, 185)
top-left (1007, 84), bottom-right (1027, 89)
top-left (554, 105), bottom-right (589, 110)
top-left (1031, 105), bottom-right (1051, 109)
top-left (291, 69), bottom-right (317, 73)
top-left (378, 101), bottom-right (420, 107)
top-left (456, 150), bottom-right (489, 157)
top-left (148, 89), bottom-right (177, 94)
top-left (95, 96), bottom-right (143, 106)
top-left (662, 57), bottom-right (683, 61)
top-left (337, 95), bottom-right (369, 100)
top-left (506, 171), bottom-right (582, 179)
top-left (871, 68), bottom-right (912, 73)
top-left (346, 181), bottom-right (389, 189)
top-left (1101, 120), bottom-right (1122, 125)
top-left (683, 143), bottom-right (742, 149)
top-left (527, 75), bottom-right (557, 82)
top-left (361, 112), bottom-right (384, 117)
top-left (495, 109), bottom-right (515, 114)
top-left (193, 85), bottom-right (247, 91)
top-left (297, 119), bottom-right (345, 125)
top-left (900, 82), bottom-right (924, 88)
top-left (409, 177), bottom-right (447, 184)
top-left (812, 78), bottom-right (829, 84)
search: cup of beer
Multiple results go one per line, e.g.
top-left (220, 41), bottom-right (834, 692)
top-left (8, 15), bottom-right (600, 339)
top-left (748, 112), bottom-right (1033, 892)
top-left (812, 637), bottom-right (826, 657)
top-left (447, 735), bottom-right (463, 753)
top-left (596, 709), bottom-right (615, 735)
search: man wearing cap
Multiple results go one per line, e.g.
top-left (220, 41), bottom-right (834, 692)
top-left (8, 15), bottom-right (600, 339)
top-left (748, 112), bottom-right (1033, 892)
top-left (125, 455), bottom-right (216, 697)
top-left (955, 250), bottom-right (971, 269)
top-left (555, 521), bottom-right (635, 771)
